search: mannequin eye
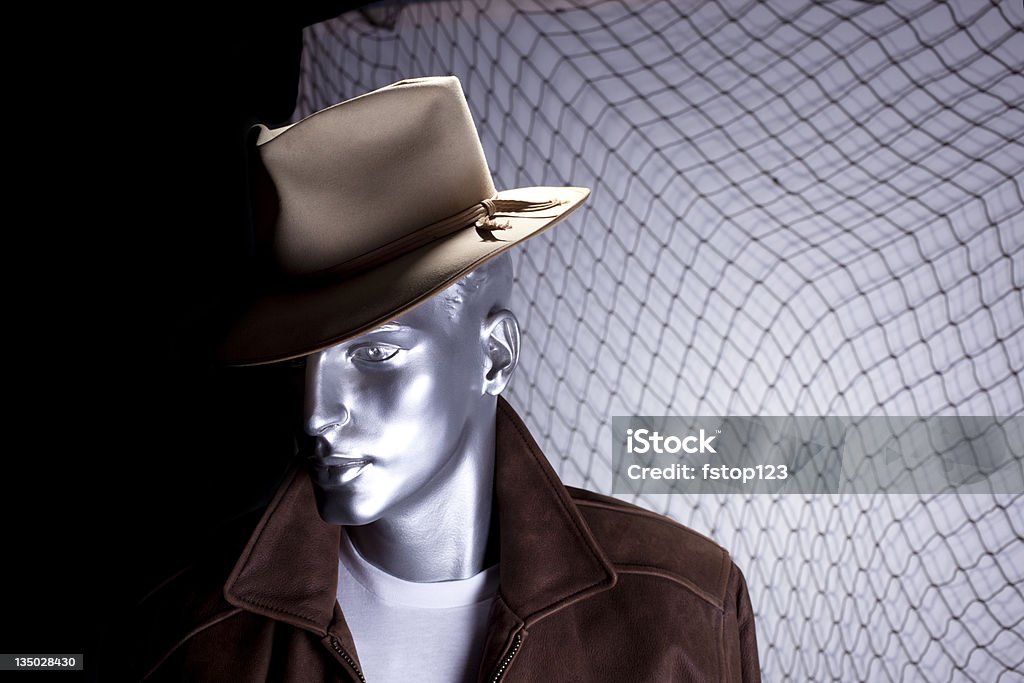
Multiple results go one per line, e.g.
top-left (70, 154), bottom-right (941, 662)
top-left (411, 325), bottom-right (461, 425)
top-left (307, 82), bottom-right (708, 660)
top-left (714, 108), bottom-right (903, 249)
top-left (350, 344), bottom-right (401, 363)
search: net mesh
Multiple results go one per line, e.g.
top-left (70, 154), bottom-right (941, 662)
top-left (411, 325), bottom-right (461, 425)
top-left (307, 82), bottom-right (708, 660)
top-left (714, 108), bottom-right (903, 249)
top-left (294, 1), bottom-right (1024, 679)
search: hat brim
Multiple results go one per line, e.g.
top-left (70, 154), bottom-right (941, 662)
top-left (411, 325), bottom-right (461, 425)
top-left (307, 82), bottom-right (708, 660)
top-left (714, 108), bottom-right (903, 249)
top-left (221, 186), bottom-right (589, 366)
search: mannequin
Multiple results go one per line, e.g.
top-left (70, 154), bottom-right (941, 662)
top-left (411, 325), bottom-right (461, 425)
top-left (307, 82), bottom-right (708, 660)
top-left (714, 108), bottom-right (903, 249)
top-left (127, 78), bottom-right (760, 683)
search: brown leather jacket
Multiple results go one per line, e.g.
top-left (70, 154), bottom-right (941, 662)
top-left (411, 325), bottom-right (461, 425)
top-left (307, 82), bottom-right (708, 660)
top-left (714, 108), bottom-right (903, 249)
top-left (129, 398), bottom-right (760, 681)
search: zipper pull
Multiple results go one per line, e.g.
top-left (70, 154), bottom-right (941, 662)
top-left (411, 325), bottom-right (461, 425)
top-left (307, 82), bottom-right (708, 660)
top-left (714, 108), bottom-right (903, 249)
top-left (489, 630), bottom-right (524, 683)
top-left (328, 636), bottom-right (366, 683)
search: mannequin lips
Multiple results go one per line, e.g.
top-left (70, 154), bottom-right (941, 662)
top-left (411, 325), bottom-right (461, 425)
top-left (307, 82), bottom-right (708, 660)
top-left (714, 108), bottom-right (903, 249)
top-left (316, 452), bottom-right (370, 463)
top-left (309, 454), bottom-right (373, 485)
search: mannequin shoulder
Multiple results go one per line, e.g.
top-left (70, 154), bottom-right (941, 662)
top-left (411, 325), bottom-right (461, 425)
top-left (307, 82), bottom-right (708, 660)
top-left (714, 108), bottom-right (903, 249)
top-left (567, 487), bottom-right (741, 610)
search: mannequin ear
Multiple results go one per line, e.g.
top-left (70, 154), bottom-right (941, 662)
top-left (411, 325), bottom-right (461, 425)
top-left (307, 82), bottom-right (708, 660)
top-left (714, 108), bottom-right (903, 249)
top-left (481, 309), bottom-right (520, 396)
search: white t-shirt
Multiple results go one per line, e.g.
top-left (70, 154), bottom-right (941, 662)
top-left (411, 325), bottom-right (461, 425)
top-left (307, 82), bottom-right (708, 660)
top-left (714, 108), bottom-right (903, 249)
top-left (336, 530), bottom-right (500, 683)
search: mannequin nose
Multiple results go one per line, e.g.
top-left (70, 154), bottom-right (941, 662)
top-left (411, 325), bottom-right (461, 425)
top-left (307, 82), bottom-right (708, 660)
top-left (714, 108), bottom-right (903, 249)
top-left (304, 352), bottom-right (351, 436)
top-left (307, 404), bottom-right (350, 436)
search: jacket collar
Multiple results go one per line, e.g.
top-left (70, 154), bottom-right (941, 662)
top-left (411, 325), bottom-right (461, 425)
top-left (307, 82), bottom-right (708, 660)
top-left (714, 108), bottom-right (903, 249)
top-left (223, 396), bottom-right (616, 634)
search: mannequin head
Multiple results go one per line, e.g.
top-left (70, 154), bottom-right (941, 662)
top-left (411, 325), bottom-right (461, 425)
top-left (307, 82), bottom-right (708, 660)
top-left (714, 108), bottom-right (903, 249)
top-left (303, 253), bottom-right (519, 526)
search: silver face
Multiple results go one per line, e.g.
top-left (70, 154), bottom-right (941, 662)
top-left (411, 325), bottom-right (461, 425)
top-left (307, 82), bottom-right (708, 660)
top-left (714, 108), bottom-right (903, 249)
top-left (303, 257), bottom-right (519, 580)
top-left (304, 270), bottom-right (517, 521)
top-left (304, 299), bottom-right (480, 523)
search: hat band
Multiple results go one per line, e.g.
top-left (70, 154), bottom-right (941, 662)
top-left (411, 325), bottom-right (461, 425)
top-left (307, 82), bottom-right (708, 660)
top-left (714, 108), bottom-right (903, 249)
top-left (309, 195), bottom-right (565, 281)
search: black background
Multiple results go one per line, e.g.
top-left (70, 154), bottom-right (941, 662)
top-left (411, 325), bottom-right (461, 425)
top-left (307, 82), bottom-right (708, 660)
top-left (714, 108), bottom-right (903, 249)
top-left (5, 4), bottom-right (371, 678)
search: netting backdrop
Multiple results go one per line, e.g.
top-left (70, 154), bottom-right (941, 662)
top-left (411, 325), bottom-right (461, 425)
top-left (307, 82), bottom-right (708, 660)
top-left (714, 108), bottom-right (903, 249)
top-left (293, 1), bottom-right (1024, 680)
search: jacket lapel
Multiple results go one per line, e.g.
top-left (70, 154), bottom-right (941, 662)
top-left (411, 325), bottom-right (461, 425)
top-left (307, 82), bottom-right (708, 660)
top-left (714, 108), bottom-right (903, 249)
top-left (491, 396), bottom-right (617, 625)
top-left (222, 465), bottom-right (341, 634)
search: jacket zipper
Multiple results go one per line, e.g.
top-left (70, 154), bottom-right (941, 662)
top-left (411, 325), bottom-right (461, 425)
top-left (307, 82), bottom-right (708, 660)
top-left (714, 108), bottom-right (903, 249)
top-left (329, 636), bottom-right (366, 683)
top-left (489, 630), bottom-right (523, 683)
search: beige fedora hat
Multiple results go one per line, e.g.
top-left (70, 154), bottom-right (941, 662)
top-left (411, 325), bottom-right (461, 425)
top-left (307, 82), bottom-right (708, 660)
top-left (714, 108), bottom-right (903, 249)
top-left (222, 76), bottom-right (589, 365)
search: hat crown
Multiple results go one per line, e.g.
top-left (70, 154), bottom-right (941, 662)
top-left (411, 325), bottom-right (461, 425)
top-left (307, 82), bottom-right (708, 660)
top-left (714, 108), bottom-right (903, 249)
top-left (257, 77), bottom-right (497, 276)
